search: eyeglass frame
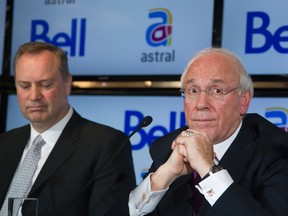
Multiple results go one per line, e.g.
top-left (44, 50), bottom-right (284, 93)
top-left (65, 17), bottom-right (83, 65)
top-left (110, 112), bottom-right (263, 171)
top-left (179, 86), bottom-right (240, 101)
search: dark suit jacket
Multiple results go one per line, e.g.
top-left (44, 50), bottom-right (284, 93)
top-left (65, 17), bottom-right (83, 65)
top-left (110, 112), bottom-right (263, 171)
top-left (0, 110), bottom-right (136, 216)
top-left (146, 113), bottom-right (288, 216)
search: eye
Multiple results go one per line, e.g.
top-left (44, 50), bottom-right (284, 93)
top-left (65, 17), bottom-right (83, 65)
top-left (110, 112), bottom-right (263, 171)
top-left (18, 82), bottom-right (30, 89)
top-left (188, 87), bottom-right (199, 94)
top-left (41, 81), bottom-right (53, 88)
top-left (211, 87), bottom-right (223, 95)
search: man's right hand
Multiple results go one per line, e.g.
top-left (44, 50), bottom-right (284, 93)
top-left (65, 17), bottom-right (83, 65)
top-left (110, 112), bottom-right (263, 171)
top-left (150, 144), bottom-right (193, 191)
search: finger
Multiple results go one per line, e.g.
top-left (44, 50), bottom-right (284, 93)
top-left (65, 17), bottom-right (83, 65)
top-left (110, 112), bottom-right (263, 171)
top-left (171, 135), bottom-right (188, 149)
top-left (176, 144), bottom-right (187, 159)
top-left (171, 139), bottom-right (177, 150)
top-left (172, 129), bottom-right (201, 150)
top-left (185, 130), bottom-right (193, 137)
top-left (172, 130), bottom-right (195, 149)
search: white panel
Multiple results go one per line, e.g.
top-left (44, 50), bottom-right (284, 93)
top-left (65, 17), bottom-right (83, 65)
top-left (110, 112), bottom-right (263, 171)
top-left (11, 0), bottom-right (213, 75)
top-left (222, 0), bottom-right (288, 74)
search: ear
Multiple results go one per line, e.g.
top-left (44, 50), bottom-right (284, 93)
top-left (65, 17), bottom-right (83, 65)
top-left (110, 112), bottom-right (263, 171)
top-left (240, 91), bottom-right (252, 115)
top-left (65, 74), bottom-right (73, 96)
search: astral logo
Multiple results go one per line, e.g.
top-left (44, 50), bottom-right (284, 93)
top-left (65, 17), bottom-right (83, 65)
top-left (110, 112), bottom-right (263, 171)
top-left (265, 107), bottom-right (288, 132)
top-left (141, 8), bottom-right (175, 63)
top-left (146, 8), bottom-right (172, 47)
top-left (31, 18), bottom-right (86, 57)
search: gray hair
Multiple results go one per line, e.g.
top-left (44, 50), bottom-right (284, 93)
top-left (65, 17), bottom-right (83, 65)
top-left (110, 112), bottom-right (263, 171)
top-left (180, 47), bottom-right (254, 97)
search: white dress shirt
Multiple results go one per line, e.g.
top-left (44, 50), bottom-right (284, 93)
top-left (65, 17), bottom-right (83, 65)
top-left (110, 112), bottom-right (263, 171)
top-left (15, 107), bottom-right (73, 215)
top-left (129, 122), bottom-right (242, 216)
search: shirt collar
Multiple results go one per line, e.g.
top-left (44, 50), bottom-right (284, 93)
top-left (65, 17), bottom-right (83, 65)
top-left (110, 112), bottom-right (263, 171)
top-left (30, 107), bottom-right (73, 147)
top-left (213, 121), bottom-right (242, 161)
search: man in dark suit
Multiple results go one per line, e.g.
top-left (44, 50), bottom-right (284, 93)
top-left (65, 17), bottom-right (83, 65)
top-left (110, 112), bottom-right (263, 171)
top-left (129, 47), bottom-right (288, 215)
top-left (0, 42), bottom-right (136, 216)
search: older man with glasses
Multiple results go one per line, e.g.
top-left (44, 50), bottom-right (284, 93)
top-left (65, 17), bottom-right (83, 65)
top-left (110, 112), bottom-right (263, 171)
top-left (128, 47), bottom-right (288, 216)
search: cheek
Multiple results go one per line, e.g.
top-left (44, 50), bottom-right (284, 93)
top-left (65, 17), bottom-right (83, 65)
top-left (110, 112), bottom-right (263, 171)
top-left (183, 103), bottom-right (194, 124)
top-left (43, 90), bottom-right (63, 105)
top-left (217, 103), bottom-right (241, 128)
top-left (16, 91), bottom-right (28, 104)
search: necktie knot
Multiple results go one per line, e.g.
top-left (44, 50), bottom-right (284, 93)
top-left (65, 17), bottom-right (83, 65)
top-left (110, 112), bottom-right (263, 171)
top-left (32, 135), bottom-right (46, 152)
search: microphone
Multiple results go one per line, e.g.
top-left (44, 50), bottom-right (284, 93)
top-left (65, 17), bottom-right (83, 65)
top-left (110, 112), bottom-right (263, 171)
top-left (108, 115), bottom-right (153, 163)
top-left (100, 115), bottom-right (153, 171)
top-left (128, 115), bottom-right (153, 139)
top-left (62, 115), bottom-right (153, 213)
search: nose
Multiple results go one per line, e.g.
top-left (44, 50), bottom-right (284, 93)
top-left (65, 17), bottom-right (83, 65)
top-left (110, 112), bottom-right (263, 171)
top-left (195, 91), bottom-right (210, 110)
top-left (29, 85), bottom-right (42, 101)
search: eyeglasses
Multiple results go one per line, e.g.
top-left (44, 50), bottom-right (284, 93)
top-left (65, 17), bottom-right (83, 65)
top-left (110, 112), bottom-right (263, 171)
top-left (180, 86), bottom-right (239, 101)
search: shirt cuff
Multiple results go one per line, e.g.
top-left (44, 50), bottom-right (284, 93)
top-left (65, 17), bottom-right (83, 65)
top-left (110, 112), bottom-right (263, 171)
top-left (196, 169), bottom-right (233, 206)
top-left (129, 173), bottom-right (168, 216)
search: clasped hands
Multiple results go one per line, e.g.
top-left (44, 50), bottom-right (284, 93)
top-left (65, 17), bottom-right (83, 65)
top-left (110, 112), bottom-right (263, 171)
top-left (150, 129), bottom-right (214, 191)
top-left (169, 129), bottom-right (214, 178)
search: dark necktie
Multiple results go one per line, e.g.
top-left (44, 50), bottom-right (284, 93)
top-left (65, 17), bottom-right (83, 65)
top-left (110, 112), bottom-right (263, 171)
top-left (192, 172), bottom-right (203, 216)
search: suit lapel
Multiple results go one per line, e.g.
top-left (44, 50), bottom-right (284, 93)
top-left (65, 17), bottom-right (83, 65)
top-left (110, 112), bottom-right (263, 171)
top-left (219, 121), bottom-right (256, 183)
top-left (0, 130), bottom-right (30, 175)
top-left (199, 119), bottom-right (256, 215)
top-left (29, 112), bottom-right (82, 195)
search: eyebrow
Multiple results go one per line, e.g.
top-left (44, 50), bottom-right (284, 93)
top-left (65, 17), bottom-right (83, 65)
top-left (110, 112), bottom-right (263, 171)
top-left (16, 78), bottom-right (56, 86)
top-left (185, 78), bottom-right (225, 86)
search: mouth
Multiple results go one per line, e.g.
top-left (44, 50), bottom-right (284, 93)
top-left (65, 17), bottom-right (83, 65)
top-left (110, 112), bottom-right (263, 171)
top-left (27, 105), bottom-right (46, 112)
top-left (193, 118), bottom-right (216, 127)
top-left (193, 118), bottom-right (215, 122)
